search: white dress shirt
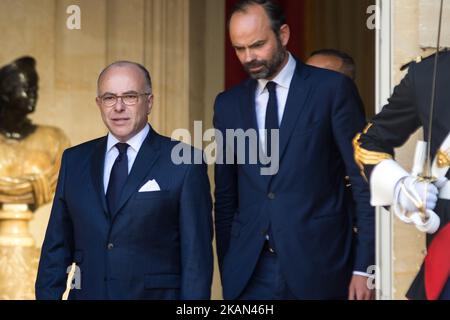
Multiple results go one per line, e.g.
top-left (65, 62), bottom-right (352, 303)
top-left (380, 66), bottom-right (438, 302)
top-left (103, 124), bottom-right (150, 194)
top-left (255, 52), bottom-right (296, 151)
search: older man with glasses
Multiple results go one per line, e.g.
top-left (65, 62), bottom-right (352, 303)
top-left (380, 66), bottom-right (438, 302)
top-left (35, 61), bottom-right (214, 300)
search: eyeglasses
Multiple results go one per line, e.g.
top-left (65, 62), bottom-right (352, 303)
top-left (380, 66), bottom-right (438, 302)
top-left (99, 93), bottom-right (152, 107)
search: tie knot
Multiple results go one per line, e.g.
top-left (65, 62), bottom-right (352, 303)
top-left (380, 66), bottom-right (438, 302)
top-left (115, 143), bottom-right (129, 155)
top-left (266, 81), bottom-right (277, 93)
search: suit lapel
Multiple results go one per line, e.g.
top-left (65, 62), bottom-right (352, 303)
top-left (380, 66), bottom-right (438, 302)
top-left (277, 61), bottom-right (311, 165)
top-left (240, 79), bottom-right (259, 132)
top-left (110, 128), bottom-right (161, 221)
top-left (239, 80), bottom-right (273, 190)
top-left (90, 137), bottom-right (109, 218)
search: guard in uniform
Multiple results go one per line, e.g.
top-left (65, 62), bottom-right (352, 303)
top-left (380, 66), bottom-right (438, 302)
top-left (354, 50), bottom-right (450, 300)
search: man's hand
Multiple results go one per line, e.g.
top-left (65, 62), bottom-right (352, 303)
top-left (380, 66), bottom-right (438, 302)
top-left (395, 176), bottom-right (439, 213)
top-left (393, 176), bottom-right (446, 234)
top-left (348, 275), bottom-right (375, 300)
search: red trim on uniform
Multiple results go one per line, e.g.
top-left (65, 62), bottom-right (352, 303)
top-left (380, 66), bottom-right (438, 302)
top-left (425, 223), bottom-right (450, 300)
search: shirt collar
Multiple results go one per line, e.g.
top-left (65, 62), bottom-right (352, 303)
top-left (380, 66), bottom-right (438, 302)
top-left (256, 52), bottom-right (297, 95)
top-left (106, 124), bottom-right (150, 154)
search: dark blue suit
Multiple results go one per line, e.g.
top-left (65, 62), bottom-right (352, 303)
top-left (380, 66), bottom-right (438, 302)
top-left (35, 128), bottom-right (213, 300)
top-left (214, 60), bottom-right (375, 300)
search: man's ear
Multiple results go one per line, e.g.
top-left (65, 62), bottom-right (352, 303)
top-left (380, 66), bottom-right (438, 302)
top-left (279, 24), bottom-right (290, 47)
top-left (95, 97), bottom-right (102, 109)
top-left (147, 94), bottom-right (154, 115)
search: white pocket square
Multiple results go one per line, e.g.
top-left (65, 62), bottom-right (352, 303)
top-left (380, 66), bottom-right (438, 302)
top-left (138, 179), bottom-right (161, 192)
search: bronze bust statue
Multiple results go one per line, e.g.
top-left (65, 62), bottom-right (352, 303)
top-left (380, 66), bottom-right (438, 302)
top-left (0, 57), bottom-right (38, 140)
top-left (0, 57), bottom-right (70, 209)
top-left (0, 57), bottom-right (70, 300)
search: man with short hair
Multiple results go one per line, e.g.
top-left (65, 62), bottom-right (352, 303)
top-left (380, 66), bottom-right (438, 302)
top-left (36, 61), bottom-right (214, 300)
top-left (214, 0), bottom-right (374, 300)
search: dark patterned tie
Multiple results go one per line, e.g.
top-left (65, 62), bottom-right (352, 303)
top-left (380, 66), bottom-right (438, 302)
top-left (106, 143), bottom-right (129, 214)
top-left (265, 81), bottom-right (279, 157)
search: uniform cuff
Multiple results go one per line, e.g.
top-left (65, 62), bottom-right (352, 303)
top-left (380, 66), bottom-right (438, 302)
top-left (370, 159), bottom-right (409, 206)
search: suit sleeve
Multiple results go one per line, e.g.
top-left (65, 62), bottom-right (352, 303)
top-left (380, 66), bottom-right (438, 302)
top-left (35, 151), bottom-right (74, 300)
top-left (213, 94), bottom-right (239, 269)
top-left (331, 76), bottom-right (375, 273)
top-left (354, 64), bottom-right (421, 206)
top-left (179, 156), bottom-right (214, 300)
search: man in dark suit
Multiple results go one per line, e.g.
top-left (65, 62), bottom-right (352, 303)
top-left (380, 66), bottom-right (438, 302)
top-left (354, 51), bottom-right (450, 300)
top-left (214, 0), bottom-right (374, 300)
top-left (35, 61), bottom-right (213, 300)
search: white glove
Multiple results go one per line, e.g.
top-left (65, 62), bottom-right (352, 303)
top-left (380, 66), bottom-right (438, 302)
top-left (395, 176), bottom-right (439, 212)
top-left (393, 176), bottom-right (447, 234)
top-left (409, 209), bottom-right (440, 234)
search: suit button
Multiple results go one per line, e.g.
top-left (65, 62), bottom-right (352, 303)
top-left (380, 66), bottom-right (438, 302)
top-left (107, 243), bottom-right (114, 250)
top-left (268, 192), bottom-right (275, 200)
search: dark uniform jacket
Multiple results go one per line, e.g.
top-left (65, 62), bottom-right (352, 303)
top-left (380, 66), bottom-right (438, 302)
top-left (354, 51), bottom-right (450, 300)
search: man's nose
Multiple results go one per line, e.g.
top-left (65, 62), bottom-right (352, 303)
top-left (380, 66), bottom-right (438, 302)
top-left (243, 49), bottom-right (255, 64)
top-left (114, 98), bottom-right (126, 112)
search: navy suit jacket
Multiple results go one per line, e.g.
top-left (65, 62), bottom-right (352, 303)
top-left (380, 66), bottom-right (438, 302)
top-left (214, 60), bottom-right (375, 300)
top-left (35, 127), bottom-right (213, 300)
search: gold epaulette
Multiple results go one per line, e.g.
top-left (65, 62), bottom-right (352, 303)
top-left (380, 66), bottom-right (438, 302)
top-left (437, 149), bottom-right (450, 168)
top-left (353, 123), bottom-right (393, 181)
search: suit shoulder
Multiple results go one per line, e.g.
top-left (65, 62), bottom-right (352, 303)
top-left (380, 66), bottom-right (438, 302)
top-left (63, 137), bottom-right (104, 158)
top-left (159, 135), bottom-right (207, 176)
top-left (305, 64), bottom-right (354, 94)
top-left (155, 133), bottom-right (204, 160)
top-left (305, 64), bottom-right (349, 84)
top-left (153, 132), bottom-right (180, 148)
top-left (215, 79), bottom-right (251, 104)
top-left (213, 81), bottom-right (251, 122)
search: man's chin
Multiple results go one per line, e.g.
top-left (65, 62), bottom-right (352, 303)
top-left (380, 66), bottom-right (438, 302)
top-left (108, 126), bottom-right (131, 140)
top-left (248, 71), bottom-right (269, 80)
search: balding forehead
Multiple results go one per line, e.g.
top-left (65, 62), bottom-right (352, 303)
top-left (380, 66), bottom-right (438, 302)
top-left (97, 61), bottom-right (152, 93)
top-left (99, 63), bottom-right (141, 82)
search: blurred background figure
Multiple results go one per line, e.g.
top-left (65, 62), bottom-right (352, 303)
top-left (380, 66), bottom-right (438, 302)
top-left (307, 48), bottom-right (365, 231)
top-left (306, 49), bottom-right (356, 80)
top-left (307, 49), bottom-right (365, 119)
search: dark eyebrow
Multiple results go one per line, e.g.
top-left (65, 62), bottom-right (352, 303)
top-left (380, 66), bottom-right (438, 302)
top-left (249, 40), bottom-right (266, 48)
top-left (122, 91), bottom-right (139, 95)
top-left (233, 40), bottom-right (266, 51)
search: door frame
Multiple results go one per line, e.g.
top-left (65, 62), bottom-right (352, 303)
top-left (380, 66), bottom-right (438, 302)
top-left (375, 0), bottom-right (394, 300)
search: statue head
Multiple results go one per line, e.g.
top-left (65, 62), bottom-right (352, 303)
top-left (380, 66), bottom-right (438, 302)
top-left (0, 57), bottom-right (38, 139)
